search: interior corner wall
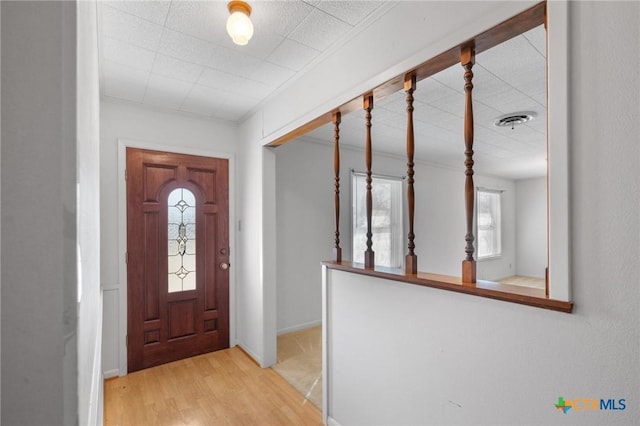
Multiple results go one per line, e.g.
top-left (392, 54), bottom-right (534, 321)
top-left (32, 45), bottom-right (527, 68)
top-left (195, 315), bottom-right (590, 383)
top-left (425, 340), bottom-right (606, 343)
top-left (77, 1), bottom-right (103, 425)
top-left (234, 111), bottom-right (278, 367)
top-left (1, 2), bottom-right (78, 424)
top-left (261, 147), bottom-right (277, 366)
top-left (515, 177), bottom-right (547, 278)
top-left (99, 101), bottom-right (239, 375)
top-left (0, 1), bottom-right (3, 417)
top-left (275, 140), bottom-right (333, 334)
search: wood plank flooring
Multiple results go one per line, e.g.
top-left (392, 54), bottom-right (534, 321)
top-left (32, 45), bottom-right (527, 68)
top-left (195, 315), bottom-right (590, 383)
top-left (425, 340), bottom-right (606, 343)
top-left (104, 346), bottom-right (323, 426)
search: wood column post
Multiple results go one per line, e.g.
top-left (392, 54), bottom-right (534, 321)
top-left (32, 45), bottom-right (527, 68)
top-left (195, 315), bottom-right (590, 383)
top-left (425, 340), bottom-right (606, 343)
top-left (363, 94), bottom-right (375, 268)
top-left (332, 111), bottom-right (342, 262)
top-left (461, 46), bottom-right (477, 283)
top-left (404, 73), bottom-right (418, 274)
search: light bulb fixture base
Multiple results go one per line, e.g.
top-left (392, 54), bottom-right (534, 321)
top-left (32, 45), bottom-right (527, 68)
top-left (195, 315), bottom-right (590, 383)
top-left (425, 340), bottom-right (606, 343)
top-left (228, 0), bottom-right (251, 16)
top-left (226, 1), bottom-right (254, 46)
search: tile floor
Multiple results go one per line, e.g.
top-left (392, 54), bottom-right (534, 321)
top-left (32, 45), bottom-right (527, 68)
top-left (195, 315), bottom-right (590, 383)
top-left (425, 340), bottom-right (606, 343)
top-left (499, 275), bottom-right (546, 289)
top-left (271, 326), bottom-right (322, 409)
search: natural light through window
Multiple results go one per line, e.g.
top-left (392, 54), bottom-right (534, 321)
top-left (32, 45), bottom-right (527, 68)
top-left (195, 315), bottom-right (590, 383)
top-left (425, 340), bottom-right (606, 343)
top-left (168, 188), bottom-right (197, 293)
top-left (352, 172), bottom-right (404, 269)
top-left (477, 188), bottom-right (502, 259)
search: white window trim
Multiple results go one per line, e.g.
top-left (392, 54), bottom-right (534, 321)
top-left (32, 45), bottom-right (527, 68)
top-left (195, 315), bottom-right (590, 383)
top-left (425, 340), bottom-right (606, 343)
top-left (350, 170), bottom-right (405, 270)
top-left (547, 0), bottom-right (571, 301)
top-left (476, 187), bottom-right (504, 261)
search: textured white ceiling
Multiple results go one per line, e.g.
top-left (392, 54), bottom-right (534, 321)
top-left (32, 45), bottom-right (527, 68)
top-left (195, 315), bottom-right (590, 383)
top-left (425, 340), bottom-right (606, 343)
top-left (305, 25), bottom-right (548, 180)
top-left (97, 0), bottom-right (388, 121)
top-left (98, 2), bottom-right (547, 180)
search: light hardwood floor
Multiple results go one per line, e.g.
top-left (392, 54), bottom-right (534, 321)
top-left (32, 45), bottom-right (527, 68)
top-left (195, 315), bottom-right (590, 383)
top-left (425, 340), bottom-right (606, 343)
top-left (104, 346), bottom-right (323, 426)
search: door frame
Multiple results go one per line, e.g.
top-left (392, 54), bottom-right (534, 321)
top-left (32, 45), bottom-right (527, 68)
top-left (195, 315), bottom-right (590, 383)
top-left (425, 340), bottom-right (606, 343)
top-left (117, 138), bottom-right (237, 376)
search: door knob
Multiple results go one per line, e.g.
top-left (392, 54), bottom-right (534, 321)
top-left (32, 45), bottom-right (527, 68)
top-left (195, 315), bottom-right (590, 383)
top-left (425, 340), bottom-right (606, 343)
top-left (220, 262), bottom-right (230, 270)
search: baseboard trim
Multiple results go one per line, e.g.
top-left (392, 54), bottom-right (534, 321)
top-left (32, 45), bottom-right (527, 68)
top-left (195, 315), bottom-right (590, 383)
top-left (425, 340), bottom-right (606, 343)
top-left (327, 416), bottom-right (342, 426)
top-left (103, 369), bottom-right (120, 379)
top-left (88, 297), bottom-right (103, 426)
top-left (97, 372), bottom-right (104, 426)
top-left (277, 319), bottom-right (321, 336)
top-left (237, 342), bottom-right (264, 367)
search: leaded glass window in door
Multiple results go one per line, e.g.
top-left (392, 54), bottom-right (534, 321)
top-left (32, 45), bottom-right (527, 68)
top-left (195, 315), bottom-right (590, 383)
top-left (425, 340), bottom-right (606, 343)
top-left (168, 188), bottom-right (196, 293)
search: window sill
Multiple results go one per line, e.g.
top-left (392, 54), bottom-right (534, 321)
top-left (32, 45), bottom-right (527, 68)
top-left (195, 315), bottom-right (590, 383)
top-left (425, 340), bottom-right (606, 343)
top-left (322, 261), bottom-right (573, 313)
top-left (477, 255), bottom-right (503, 262)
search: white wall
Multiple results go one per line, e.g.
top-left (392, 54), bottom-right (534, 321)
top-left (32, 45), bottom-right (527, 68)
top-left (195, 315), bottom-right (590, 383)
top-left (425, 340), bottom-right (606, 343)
top-left (516, 177), bottom-right (547, 278)
top-left (77, 1), bottom-right (103, 425)
top-left (234, 112), bottom-right (277, 366)
top-left (275, 140), bottom-right (516, 332)
top-left (324, 2), bottom-right (640, 424)
top-left (275, 141), bottom-right (333, 334)
top-left (1, 2), bottom-right (78, 424)
top-left (0, 2), bottom-right (3, 417)
top-left (100, 101), bottom-right (239, 375)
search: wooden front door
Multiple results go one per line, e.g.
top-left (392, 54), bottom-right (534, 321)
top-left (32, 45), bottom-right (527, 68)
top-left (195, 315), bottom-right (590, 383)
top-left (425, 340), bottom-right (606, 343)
top-left (126, 148), bottom-right (230, 372)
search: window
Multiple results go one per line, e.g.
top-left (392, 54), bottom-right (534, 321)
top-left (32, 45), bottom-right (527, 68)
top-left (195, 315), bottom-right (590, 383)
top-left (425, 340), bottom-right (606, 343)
top-left (168, 188), bottom-right (196, 293)
top-left (352, 172), bottom-right (404, 269)
top-left (476, 189), bottom-right (502, 259)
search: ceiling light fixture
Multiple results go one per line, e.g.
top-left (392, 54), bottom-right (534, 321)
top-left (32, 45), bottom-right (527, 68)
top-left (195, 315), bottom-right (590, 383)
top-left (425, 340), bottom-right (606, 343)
top-left (226, 1), bottom-right (254, 46)
top-left (493, 112), bottom-right (536, 130)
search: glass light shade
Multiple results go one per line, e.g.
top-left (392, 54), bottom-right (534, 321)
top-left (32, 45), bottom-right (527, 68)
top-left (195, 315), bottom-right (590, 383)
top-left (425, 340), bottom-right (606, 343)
top-left (226, 11), bottom-right (254, 46)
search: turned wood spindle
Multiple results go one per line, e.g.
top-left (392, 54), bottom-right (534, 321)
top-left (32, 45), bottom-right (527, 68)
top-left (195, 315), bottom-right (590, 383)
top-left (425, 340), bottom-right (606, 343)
top-left (363, 94), bottom-right (375, 268)
top-left (461, 46), bottom-right (477, 283)
top-left (404, 73), bottom-right (418, 274)
top-left (332, 111), bottom-right (342, 262)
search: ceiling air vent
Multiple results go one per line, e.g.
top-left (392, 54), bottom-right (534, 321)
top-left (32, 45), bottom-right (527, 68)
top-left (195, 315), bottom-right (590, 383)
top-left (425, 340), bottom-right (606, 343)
top-left (493, 112), bottom-right (536, 129)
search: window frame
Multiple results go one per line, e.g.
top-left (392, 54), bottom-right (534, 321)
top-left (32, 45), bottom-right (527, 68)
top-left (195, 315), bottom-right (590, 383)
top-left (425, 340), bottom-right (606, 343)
top-left (350, 171), bottom-right (405, 270)
top-left (476, 188), bottom-right (503, 261)
top-left (167, 187), bottom-right (197, 293)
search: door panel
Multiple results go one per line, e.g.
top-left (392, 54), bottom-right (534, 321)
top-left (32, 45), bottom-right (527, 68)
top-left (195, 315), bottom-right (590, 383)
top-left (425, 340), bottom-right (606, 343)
top-left (127, 148), bottom-right (230, 372)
